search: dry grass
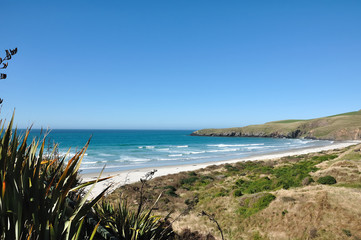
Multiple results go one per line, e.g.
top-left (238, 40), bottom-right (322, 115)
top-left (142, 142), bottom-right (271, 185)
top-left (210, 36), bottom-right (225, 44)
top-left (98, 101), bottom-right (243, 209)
top-left (105, 144), bottom-right (361, 240)
top-left (245, 185), bottom-right (361, 239)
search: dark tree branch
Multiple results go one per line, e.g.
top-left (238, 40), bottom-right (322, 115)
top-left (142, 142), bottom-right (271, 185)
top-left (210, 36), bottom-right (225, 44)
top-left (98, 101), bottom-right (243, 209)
top-left (1, 48), bottom-right (18, 104)
top-left (201, 210), bottom-right (225, 240)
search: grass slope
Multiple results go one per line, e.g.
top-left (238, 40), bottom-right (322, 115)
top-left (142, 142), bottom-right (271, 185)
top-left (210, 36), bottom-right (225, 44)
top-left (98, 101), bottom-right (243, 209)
top-left (192, 110), bottom-right (361, 140)
top-left (106, 144), bottom-right (361, 240)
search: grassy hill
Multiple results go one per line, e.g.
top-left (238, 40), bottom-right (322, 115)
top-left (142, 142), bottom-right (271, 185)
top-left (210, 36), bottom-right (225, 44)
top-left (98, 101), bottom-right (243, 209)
top-left (191, 110), bottom-right (361, 140)
top-left (106, 143), bottom-right (361, 239)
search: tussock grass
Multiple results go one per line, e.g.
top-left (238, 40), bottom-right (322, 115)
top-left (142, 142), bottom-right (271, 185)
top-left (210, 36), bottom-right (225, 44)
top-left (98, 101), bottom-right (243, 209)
top-left (105, 144), bottom-right (361, 239)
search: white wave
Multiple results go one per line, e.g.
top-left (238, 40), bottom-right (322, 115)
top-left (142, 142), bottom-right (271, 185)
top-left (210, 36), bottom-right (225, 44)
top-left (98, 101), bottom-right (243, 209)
top-left (208, 143), bottom-right (264, 147)
top-left (207, 148), bottom-right (238, 153)
top-left (131, 159), bottom-right (148, 162)
top-left (190, 151), bottom-right (206, 154)
top-left (145, 146), bottom-right (155, 149)
top-left (80, 164), bottom-right (140, 170)
top-left (117, 156), bottom-right (150, 162)
top-left (82, 161), bottom-right (98, 164)
top-left (245, 146), bottom-right (266, 150)
top-left (169, 154), bottom-right (183, 157)
top-left (158, 157), bottom-right (180, 161)
top-left (98, 153), bottom-right (113, 157)
top-left (116, 158), bottom-right (148, 162)
top-left (294, 139), bottom-right (314, 144)
top-left (182, 151), bottom-right (206, 155)
top-left (182, 156), bottom-right (206, 160)
top-left (176, 145), bottom-right (188, 148)
top-left (183, 151), bottom-right (206, 155)
top-left (138, 146), bottom-right (143, 149)
top-left (156, 148), bottom-right (170, 151)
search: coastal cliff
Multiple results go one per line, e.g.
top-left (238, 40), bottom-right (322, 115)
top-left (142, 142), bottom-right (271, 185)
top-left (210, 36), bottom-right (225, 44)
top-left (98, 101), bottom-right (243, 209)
top-left (192, 110), bottom-right (361, 141)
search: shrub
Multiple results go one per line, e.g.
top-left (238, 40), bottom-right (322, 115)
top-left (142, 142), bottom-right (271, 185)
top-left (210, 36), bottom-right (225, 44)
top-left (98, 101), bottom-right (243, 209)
top-left (164, 186), bottom-right (178, 197)
top-left (180, 176), bottom-right (198, 186)
top-left (245, 177), bottom-right (272, 193)
top-left (238, 193), bottom-right (276, 218)
top-left (184, 196), bottom-right (199, 208)
top-left (0, 116), bottom-right (108, 239)
top-left (311, 154), bottom-right (338, 162)
top-left (342, 229), bottom-right (352, 237)
top-left (198, 175), bottom-right (214, 186)
top-left (215, 190), bottom-right (228, 197)
top-left (272, 161), bottom-right (317, 189)
top-left (94, 199), bottom-right (173, 240)
top-left (224, 163), bottom-right (239, 172)
top-left (164, 185), bottom-right (177, 191)
top-left (176, 228), bottom-right (215, 240)
top-left (233, 189), bottom-right (243, 197)
top-left (254, 193), bottom-right (276, 209)
top-left (238, 161), bottom-right (273, 174)
top-left (317, 176), bottom-right (337, 185)
top-left (235, 177), bottom-right (273, 194)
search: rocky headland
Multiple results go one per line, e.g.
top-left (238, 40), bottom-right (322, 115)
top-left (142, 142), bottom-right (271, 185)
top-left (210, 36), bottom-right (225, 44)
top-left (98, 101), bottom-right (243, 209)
top-left (191, 110), bottom-right (361, 141)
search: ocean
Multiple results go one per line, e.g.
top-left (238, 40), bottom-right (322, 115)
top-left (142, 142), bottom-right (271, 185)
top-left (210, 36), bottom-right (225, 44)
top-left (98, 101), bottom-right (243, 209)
top-left (26, 130), bottom-right (332, 173)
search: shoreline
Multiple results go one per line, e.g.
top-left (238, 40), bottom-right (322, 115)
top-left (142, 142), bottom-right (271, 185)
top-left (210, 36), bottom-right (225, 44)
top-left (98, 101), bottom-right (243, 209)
top-left (82, 140), bottom-right (361, 196)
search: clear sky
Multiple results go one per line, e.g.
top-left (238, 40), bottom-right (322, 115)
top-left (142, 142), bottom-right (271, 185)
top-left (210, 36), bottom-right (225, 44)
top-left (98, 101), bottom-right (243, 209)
top-left (1, 0), bottom-right (360, 129)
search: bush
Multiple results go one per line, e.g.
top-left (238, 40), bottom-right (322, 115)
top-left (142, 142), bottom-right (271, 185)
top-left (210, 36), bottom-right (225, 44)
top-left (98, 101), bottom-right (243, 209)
top-left (94, 200), bottom-right (173, 240)
top-left (317, 176), bottom-right (337, 185)
top-left (198, 175), bottom-right (214, 186)
top-left (224, 163), bottom-right (239, 172)
top-left (164, 185), bottom-right (177, 192)
top-left (311, 154), bottom-right (338, 162)
top-left (233, 189), bottom-right (243, 197)
top-left (215, 191), bottom-right (228, 197)
top-left (164, 186), bottom-right (178, 197)
top-left (180, 176), bottom-right (198, 186)
top-left (175, 228), bottom-right (215, 240)
top-left (342, 229), bottom-right (352, 237)
top-left (245, 177), bottom-right (272, 193)
top-left (238, 193), bottom-right (276, 218)
top-left (235, 177), bottom-right (272, 194)
top-left (0, 116), bottom-right (107, 239)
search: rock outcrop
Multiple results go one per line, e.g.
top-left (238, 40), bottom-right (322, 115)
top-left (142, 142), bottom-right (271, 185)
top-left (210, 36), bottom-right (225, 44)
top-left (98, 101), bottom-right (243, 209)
top-left (191, 110), bottom-right (361, 141)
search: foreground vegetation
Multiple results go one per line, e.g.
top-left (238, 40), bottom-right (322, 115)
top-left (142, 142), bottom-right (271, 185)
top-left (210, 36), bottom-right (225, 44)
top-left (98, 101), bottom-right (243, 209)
top-left (0, 116), bottom-right (172, 239)
top-left (107, 143), bottom-right (361, 239)
top-left (192, 109), bottom-right (361, 140)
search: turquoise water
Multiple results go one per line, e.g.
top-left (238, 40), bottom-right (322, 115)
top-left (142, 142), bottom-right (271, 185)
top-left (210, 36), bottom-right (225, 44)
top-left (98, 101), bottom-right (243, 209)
top-left (26, 130), bottom-right (331, 173)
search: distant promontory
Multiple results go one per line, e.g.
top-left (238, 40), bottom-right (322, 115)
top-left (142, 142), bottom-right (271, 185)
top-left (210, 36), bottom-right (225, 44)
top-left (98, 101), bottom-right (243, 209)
top-left (191, 110), bottom-right (361, 141)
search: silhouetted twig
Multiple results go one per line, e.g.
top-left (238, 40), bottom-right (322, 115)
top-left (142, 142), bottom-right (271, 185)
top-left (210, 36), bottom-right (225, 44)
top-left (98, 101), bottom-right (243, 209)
top-left (201, 210), bottom-right (225, 240)
top-left (1, 48), bottom-right (18, 103)
top-left (136, 169), bottom-right (157, 217)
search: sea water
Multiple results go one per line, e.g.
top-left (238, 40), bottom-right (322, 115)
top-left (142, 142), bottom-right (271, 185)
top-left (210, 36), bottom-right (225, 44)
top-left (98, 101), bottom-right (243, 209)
top-left (26, 130), bottom-right (332, 173)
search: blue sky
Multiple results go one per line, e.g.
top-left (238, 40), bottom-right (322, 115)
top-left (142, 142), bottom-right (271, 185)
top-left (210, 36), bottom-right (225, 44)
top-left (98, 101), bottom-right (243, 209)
top-left (1, 1), bottom-right (360, 129)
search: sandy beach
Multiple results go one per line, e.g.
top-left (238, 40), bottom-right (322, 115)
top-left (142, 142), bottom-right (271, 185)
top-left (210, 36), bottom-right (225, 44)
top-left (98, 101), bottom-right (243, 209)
top-left (82, 140), bottom-right (361, 196)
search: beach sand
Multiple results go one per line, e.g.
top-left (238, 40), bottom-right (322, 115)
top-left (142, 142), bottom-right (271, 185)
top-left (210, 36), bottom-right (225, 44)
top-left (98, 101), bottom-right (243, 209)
top-left (82, 140), bottom-right (361, 197)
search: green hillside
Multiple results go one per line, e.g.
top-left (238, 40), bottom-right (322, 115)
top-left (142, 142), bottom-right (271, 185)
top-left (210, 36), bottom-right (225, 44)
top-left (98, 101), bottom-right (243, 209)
top-left (192, 110), bottom-right (361, 140)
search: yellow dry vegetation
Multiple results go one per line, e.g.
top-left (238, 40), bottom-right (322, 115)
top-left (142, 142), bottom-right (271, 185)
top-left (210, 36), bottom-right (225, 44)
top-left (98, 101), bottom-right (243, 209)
top-left (106, 144), bottom-right (361, 240)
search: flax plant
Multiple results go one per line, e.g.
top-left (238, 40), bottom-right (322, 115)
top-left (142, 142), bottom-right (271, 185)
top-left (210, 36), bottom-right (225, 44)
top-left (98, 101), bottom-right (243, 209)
top-left (94, 198), bottom-right (173, 240)
top-left (94, 171), bottom-right (173, 240)
top-left (0, 115), bottom-right (109, 240)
